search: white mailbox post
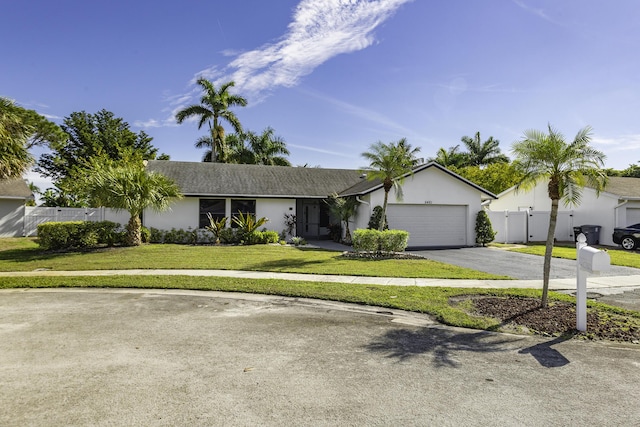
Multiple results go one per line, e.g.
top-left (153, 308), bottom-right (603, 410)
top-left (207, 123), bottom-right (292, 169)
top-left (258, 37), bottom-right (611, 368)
top-left (576, 234), bottom-right (611, 331)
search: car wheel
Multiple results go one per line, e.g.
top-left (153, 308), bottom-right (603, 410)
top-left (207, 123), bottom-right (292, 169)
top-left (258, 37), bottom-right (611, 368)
top-left (621, 236), bottom-right (637, 250)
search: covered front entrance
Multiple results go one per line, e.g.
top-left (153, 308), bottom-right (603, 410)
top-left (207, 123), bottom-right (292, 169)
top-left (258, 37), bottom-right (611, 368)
top-left (297, 199), bottom-right (331, 240)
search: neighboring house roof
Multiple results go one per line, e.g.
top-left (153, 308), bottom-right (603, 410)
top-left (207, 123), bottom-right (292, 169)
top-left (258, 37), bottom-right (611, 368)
top-left (0, 178), bottom-right (32, 199)
top-left (495, 176), bottom-right (640, 201)
top-left (147, 161), bottom-right (364, 198)
top-left (339, 162), bottom-right (498, 199)
top-left (600, 177), bottom-right (640, 199)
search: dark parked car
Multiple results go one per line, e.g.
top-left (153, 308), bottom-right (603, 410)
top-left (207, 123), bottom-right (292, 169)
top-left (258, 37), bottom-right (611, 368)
top-left (612, 223), bottom-right (640, 250)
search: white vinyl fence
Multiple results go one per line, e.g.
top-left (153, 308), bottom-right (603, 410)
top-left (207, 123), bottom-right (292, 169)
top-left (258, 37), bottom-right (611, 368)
top-left (488, 210), bottom-right (579, 244)
top-left (24, 207), bottom-right (130, 236)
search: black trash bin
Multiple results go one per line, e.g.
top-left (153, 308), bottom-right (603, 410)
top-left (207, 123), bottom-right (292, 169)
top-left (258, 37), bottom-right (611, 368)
top-left (574, 225), bottom-right (601, 245)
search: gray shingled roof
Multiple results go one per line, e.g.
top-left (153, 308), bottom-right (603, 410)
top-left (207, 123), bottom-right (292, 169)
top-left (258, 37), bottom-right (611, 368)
top-left (339, 162), bottom-right (497, 199)
top-left (0, 178), bottom-right (32, 199)
top-left (147, 161), bottom-right (364, 198)
top-left (602, 176), bottom-right (640, 199)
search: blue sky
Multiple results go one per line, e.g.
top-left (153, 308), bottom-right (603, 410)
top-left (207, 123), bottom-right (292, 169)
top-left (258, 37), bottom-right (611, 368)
top-left (3, 0), bottom-right (640, 190)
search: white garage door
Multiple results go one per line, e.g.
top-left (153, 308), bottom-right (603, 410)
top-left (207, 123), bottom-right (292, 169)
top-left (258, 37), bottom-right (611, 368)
top-left (627, 208), bottom-right (640, 225)
top-left (387, 204), bottom-right (468, 248)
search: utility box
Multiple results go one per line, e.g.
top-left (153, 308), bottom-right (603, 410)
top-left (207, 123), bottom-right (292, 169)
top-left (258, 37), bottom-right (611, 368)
top-left (573, 225), bottom-right (602, 245)
top-left (578, 245), bottom-right (610, 273)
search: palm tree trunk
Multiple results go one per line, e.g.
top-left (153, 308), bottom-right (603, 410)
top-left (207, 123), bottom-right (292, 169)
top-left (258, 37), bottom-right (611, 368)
top-left (126, 214), bottom-right (142, 246)
top-left (344, 220), bottom-right (352, 245)
top-left (542, 198), bottom-right (559, 307)
top-left (379, 190), bottom-right (389, 231)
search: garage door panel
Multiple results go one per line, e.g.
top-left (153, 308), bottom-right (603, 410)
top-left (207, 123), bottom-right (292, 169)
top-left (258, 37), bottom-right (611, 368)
top-left (627, 208), bottom-right (640, 225)
top-left (387, 204), bottom-right (467, 247)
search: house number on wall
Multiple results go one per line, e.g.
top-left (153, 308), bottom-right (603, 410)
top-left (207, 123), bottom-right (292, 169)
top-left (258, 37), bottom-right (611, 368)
top-left (425, 201), bottom-right (433, 204)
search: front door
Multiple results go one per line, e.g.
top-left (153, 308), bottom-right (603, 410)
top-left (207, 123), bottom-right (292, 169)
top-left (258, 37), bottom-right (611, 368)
top-left (300, 200), bottom-right (320, 239)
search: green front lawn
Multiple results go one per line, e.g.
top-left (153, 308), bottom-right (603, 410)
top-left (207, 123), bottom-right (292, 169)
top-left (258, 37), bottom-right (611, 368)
top-left (3, 275), bottom-right (637, 332)
top-left (507, 244), bottom-right (640, 269)
top-left (0, 238), bottom-right (509, 279)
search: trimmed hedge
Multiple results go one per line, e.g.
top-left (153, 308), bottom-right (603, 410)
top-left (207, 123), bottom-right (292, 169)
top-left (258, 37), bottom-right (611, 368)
top-left (380, 229), bottom-right (409, 252)
top-left (148, 227), bottom-right (281, 245)
top-left (352, 229), bottom-right (381, 252)
top-left (37, 221), bottom-right (124, 250)
top-left (352, 229), bottom-right (409, 253)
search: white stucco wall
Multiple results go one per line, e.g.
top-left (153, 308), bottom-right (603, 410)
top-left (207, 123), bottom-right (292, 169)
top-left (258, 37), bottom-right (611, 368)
top-left (353, 167), bottom-right (488, 245)
top-left (353, 194), bottom-right (372, 231)
top-left (256, 198), bottom-right (296, 234)
top-left (143, 197), bottom-right (295, 234)
top-left (144, 197), bottom-right (199, 231)
top-left (490, 184), bottom-right (548, 211)
top-left (0, 199), bottom-right (25, 237)
top-left (489, 182), bottom-right (622, 246)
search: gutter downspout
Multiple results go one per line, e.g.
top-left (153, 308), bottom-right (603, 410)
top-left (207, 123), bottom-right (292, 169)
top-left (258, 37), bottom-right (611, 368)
top-left (355, 196), bottom-right (369, 206)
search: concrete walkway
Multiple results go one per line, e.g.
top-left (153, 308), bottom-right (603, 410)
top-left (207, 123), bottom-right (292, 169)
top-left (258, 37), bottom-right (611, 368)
top-left (2, 268), bottom-right (640, 294)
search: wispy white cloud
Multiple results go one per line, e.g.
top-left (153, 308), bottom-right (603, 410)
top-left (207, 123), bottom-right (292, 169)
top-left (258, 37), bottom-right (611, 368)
top-left (592, 134), bottom-right (640, 152)
top-left (288, 143), bottom-right (355, 157)
top-left (136, 116), bottom-right (180, 129)
top-left (41, 113), bottom-right (63, 120)
top-left (198, 0), bottom-right (412, 100)
top-left (144, 0), bottom-right (412, 129)
top-left (512, 0), bottom-right (563, 26)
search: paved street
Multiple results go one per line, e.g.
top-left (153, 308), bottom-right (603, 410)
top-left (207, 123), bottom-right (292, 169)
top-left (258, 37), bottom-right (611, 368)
top-left (1, 288), bottom-right (639, 426)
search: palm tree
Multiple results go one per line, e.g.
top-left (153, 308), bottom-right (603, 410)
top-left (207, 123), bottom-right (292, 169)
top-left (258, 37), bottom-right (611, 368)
top-left (326, 193), bottom-right (359, 244)
top-left (361, 138), bottom-right (421, 231)
top-left (429, 145), bottom-right (468, 168)
top-left (194, 135), bottom-right (215, 162)
top-left (1, 97), bottom-right (66, 179)
top-left (175, 78), bottom-right (247, 163)
top-left (461, 131), bottom-right (509, 167)
top-left (246, 127), bottom-right (291, 166)
top-left (512, 125), bottom-right (607, 307)
top-left (227, 128), bottom-right (291, 166)
top-left (81, 161), bottom-right (182, 246)
top-left (1, 97), bottom-right (34, 179)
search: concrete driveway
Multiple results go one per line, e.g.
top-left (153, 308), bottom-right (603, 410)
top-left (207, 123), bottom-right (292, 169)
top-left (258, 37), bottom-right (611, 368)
top-left (1, 288), bottom-right (639, 426)
top-left (410, 246), bottom-right (640, 280)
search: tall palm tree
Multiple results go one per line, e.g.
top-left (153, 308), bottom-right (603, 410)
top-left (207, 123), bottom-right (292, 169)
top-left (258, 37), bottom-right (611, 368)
top-left (175, 78), bottom-right (247, 163)
top-left (429, 145), bottom-right (468, 168)
top-left (227, 128), bottom-right (291, 166)
top-left (81, 161), bottom-right (182, 246)
top-left (512, 124), bottom-right (607, 307)
top-left (361, 138), bottom-right (421, 231)
top-left (246, 127), bottom-right (291, 166)
top-left (461, 131), bottom-right (509, 167)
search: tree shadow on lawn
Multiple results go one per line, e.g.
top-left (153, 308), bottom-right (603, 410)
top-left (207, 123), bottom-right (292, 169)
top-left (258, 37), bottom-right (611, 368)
top-left (364, 326), bottom-right (571, 368)
top-left (0, 246), bottom-right (117, 265)
top-left (247, 257), bottom-right (333, 271)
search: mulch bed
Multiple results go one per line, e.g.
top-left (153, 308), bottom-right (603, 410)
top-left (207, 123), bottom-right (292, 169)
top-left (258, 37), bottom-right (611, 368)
top-left (459, 296), bottom-right (640, 343)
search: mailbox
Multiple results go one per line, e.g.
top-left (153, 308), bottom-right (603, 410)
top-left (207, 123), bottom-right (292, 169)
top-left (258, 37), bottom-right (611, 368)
top-left (578, 246), bottom-right (610, 273)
